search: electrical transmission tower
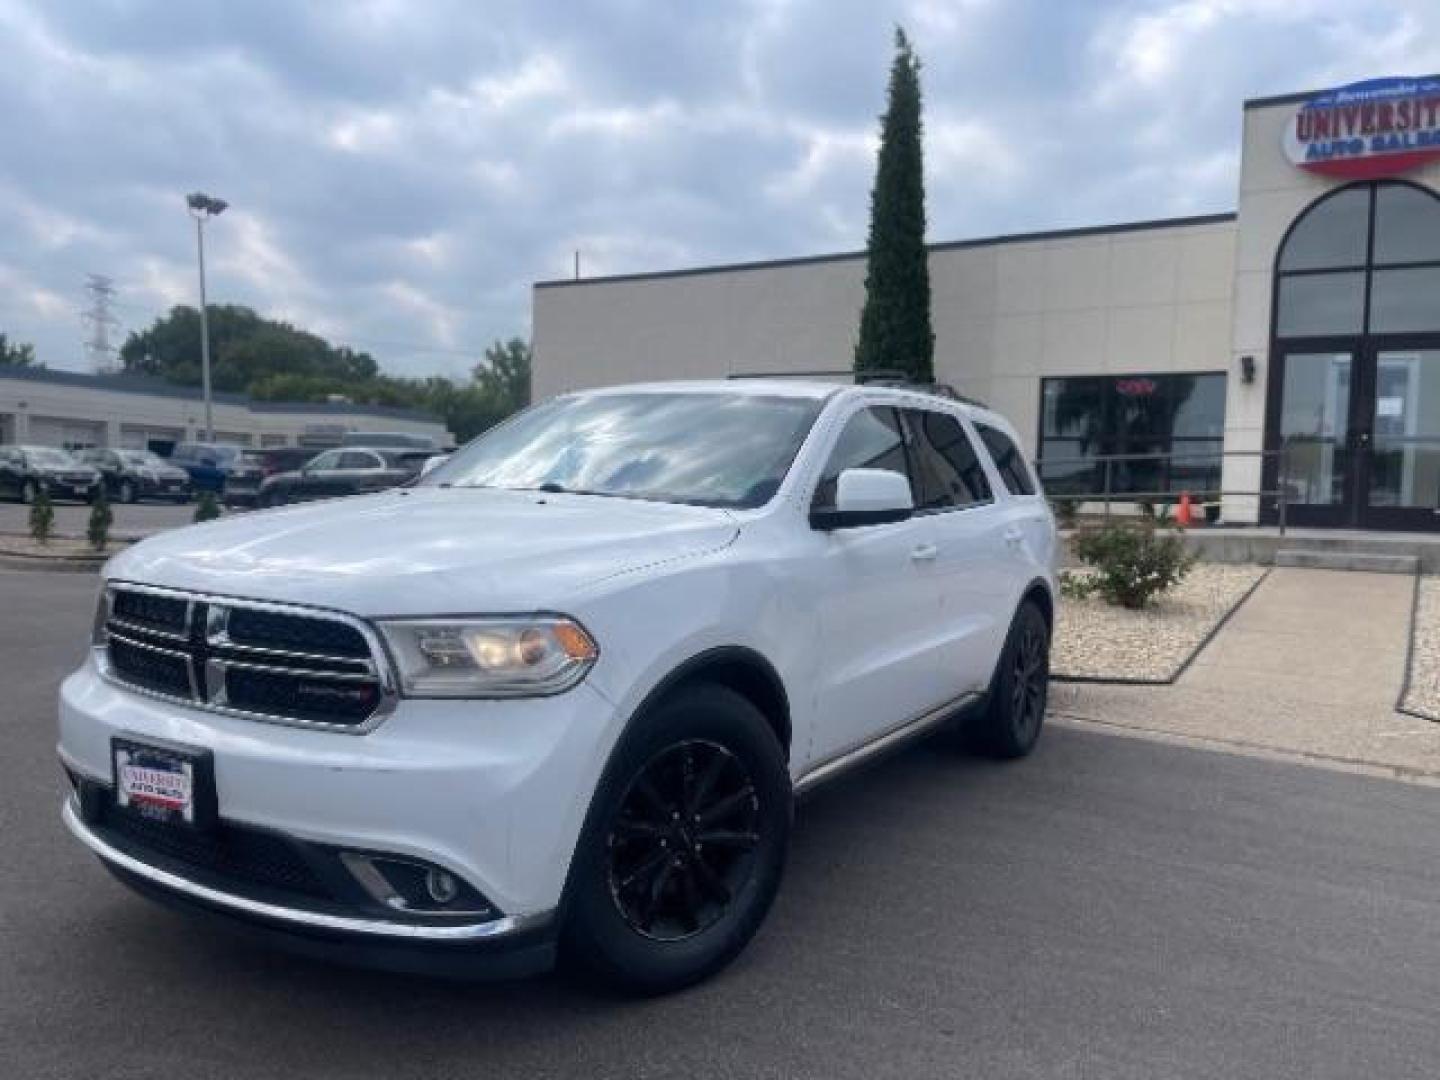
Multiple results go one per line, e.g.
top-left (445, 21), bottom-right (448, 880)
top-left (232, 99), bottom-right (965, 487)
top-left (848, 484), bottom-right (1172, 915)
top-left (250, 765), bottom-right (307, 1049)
top-left (82, 273), bottom-right (121, 373)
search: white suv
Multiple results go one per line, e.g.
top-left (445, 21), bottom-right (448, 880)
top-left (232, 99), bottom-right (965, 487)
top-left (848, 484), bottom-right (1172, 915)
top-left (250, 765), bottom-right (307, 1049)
top-left (58, 378), bottom-right (1056, 992)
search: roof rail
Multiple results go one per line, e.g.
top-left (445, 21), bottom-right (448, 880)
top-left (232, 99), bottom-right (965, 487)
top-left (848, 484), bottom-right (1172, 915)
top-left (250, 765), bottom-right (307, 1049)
top-left (726, 368), bottom-right (909, 383)
top-left (725, 368), bottom-right (988, 409)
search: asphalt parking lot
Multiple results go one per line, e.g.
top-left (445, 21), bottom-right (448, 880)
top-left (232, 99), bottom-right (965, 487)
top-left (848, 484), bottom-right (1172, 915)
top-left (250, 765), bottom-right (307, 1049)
top-left (4, 569), bottom-right (1440, 1079)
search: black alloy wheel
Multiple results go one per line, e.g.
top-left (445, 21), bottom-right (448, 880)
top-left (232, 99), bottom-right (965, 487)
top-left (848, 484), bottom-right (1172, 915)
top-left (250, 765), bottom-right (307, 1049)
top-left (605, 739), bottom-right (760, 942)
top-left (563, 682), bottom-right (791, 994)
top-left (968, 600), bottom-right (1050, 759)
top-left (1009, 613), bottom-right (1048, 748)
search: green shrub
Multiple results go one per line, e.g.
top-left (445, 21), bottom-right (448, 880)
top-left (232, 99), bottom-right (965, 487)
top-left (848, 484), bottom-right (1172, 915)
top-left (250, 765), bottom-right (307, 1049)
top-left (1069, 522), bottom-right (1197, 609)
top-left (1050, 497), bottom-right (1078, 529)
top-left (193, 491), bottom-right (221, 523)
top-left (1058, 569), bottom-right (1094, 601)
top-left (28, 486), bottom-right (53, 546)
top-left (87, 487), bottom-right (113, 552)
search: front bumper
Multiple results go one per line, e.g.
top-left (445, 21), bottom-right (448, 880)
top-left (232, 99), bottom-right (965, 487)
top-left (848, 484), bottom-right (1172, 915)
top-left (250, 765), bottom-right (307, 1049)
top-left (62, 798), bottom-right (557, 977)
top-left (58, 660), bottom-right (622, 968)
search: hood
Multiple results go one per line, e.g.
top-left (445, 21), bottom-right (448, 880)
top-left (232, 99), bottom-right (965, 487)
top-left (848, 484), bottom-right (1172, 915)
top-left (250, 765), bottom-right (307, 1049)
top-left (105, 487), bottom-right (739, 615)
top-left (40, 463), bottom-right (97, 478)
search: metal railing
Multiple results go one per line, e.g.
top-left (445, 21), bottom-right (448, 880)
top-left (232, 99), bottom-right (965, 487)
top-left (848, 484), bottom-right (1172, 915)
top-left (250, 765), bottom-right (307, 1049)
top-left (1036, 441), bottom-right (1297, 535)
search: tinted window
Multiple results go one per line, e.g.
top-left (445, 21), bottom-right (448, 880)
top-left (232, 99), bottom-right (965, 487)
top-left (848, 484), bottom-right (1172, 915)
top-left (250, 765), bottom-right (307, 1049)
top-left (1278, 186), bottom-right (1370, 271)
top-left (976, 424), bottom-right (1036, 496)
top-left (1039, 374), bottom-right (1227, 498)
top-left (904, 409), bottom-right (991, 510)
top-left (812, 407), bottom-right (909, 511)
top-left (307, 450), bottom-right (343, 470)
top-left (338, 451), bottom-right (381, 469)
top-left (429, 392), bottom-right (823, 510)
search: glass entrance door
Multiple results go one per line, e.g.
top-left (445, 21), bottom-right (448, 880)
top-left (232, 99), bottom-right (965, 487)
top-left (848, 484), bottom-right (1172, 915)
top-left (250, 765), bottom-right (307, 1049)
top-left (1361, 347), bottom-right (1440, 529)
top-left (1275, 349), bottom-right (1354, 527)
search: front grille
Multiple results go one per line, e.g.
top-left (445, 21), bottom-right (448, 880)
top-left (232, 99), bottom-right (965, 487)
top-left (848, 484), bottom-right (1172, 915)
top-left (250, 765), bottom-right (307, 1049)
top-left (94, 796), bottom-right (332, 901)
top-left (101, 585), bottom-right (392, 731)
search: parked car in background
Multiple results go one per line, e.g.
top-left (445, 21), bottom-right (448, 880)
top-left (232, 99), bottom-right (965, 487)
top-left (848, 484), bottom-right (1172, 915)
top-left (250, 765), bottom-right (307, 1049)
top-left (255, 445), bottom-right (320, 479)
top-left (59, 378), bottom-right (1056, 992)
top-left (167, 443), bottom-right (264, 507)
top-left (257, 447), bottom-right (433, 507)
top-left (77, 449), bottom-right (191, 504)
top-left (0, 445), bottom-right (101, 503)
top-left (339, 431), bottom-right (438, 450)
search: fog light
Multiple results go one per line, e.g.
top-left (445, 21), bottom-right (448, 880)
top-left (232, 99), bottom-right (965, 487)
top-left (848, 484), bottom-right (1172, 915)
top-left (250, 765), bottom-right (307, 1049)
top-left (425, 868), bottom-right (459, 904)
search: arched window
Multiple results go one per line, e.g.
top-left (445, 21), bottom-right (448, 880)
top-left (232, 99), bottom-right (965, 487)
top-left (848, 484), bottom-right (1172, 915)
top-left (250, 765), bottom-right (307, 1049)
top-left (1275, 182), bottom-right (1440, 338)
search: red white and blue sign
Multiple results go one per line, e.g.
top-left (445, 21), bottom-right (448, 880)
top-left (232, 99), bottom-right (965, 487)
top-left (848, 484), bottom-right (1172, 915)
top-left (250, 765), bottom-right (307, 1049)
top-left (1284, 76), bottom-right (1440, 180)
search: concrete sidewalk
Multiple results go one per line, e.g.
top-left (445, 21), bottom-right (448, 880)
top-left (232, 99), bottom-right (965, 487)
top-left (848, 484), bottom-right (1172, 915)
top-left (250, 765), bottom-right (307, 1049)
top-left (1052, 567), bottom-right (1440, 780)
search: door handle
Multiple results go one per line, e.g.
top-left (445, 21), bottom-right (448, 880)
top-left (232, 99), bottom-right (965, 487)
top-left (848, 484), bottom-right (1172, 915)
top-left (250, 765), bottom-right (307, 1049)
top-left (909, 543), bottom-right (938, 562)
top-left (1004, 527), bottom-right (1025, 548)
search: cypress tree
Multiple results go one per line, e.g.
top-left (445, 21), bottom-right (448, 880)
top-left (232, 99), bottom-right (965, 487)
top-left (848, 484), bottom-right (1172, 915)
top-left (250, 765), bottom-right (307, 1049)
top-left (854, 27), bottom-right (934, 383)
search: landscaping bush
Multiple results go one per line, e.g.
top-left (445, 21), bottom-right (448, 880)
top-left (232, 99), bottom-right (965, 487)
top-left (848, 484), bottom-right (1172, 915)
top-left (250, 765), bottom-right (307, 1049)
top-left (87, 487), bottom-right (113, 552)
top-left (193, 491), bottom-right (221, 523)
top-left (1068, 522), bottom-right (1197, 610)
top-left (28, 486), bottom-right (53, 546)
top-left (1050, 497), bottom-right (1078, 528)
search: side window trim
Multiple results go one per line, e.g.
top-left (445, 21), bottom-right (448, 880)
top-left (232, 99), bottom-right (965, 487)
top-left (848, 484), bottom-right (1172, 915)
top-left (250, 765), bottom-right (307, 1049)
top-left (808, 403), bottom-right (919, 514)
top-left (901, 406), bottom-right (995, 516)
top-left (974, 420), bottom-right (1039, 498)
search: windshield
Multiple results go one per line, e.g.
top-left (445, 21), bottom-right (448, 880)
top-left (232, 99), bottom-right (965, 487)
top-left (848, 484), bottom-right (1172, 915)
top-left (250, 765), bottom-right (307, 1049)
top-left (27, 448), bottom-right (75, 468)
top-left (424, 392), bottom-right (824, 509)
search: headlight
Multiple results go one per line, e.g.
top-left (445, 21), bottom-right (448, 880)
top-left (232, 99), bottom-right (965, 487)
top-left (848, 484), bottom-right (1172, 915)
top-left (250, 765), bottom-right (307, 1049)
top-left (377, 616), bottom-right (598, 698)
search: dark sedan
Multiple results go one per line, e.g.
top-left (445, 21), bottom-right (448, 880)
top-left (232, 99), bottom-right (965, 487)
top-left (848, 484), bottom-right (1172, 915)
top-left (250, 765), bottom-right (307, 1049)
top-left (256, 447), bottom-right (432, 507)
top-left (0, 446), bottom-right (102, 503)
top-left (77, 449), bottom-right (191, 504)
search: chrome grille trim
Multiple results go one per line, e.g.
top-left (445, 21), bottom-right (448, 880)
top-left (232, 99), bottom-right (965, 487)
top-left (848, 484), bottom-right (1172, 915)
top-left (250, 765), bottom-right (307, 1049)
top-left (96, 581), bottom-right (398, 735)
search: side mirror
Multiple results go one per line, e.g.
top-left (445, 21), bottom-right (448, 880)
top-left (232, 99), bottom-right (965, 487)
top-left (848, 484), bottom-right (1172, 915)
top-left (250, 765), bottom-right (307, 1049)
top-left (419, 454), bottom-right (448, 477)
top-left (810, 468), bottom-right (914, 530)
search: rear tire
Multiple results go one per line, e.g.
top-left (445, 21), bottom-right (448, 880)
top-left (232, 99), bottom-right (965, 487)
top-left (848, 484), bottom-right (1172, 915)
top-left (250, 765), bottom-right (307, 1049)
top-left (562, 682), bottom-right (791, 995)
top-left (970, 600), bottom-right (1050, 760)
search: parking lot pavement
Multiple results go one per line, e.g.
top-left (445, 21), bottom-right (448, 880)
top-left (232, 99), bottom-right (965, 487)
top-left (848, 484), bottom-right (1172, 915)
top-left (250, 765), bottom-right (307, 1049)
top-left (0, 498), bottom-right (200, 539)
top-left (5, 571), bottom-right (1440, 1080)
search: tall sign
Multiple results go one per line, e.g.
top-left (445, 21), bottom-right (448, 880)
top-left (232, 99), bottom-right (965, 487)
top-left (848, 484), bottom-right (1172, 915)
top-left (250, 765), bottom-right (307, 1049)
top-left (1284, 76), bottom-right (1440, 180)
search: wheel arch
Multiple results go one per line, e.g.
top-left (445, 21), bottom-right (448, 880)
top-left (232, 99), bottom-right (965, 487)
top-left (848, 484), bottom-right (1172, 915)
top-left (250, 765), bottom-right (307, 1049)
top-left (627, 645), bottom-right (792, 761)
top-left (1020, 576), bottom-right (1054, 631)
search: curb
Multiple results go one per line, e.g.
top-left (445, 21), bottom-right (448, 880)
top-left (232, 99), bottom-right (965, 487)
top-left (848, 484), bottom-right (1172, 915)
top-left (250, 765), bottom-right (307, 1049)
top-left (1051, 568), bottom-right (1272, 687)
top-left (0, 549), bottom-right (111, 573)
top-left (1394, 570), bottom-right (1439, 724)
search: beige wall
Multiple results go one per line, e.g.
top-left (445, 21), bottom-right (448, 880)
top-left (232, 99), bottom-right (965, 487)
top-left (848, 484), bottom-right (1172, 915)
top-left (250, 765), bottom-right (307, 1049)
top-left (533, 218), bottom-right (1237, 459)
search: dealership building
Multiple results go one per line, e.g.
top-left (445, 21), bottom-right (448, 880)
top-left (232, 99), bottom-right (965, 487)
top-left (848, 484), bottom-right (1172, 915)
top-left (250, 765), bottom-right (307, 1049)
top-left (533, 76), bottom-right (1440, 531)
top-left (0, 365), bottom-right (452, 454)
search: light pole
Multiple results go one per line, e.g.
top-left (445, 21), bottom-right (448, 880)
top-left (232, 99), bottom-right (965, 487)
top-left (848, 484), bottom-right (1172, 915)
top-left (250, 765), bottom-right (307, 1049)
top-left (186, 192), bottom-right (228, 443)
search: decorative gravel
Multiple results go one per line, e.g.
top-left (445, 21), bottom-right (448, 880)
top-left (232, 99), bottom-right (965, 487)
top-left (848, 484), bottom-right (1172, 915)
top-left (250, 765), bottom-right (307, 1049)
top-left (1053, 563), bottom-right (1268, 682)
top-left (1401, 577), bottom-right (1440, 721)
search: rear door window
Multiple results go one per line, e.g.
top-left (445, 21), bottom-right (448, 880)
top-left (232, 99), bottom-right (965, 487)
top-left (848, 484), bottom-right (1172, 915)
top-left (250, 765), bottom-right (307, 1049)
top-left (975, 423), bottom-right (1037, 496)
top-left (812, 407), bottom-right (911, 511)
top-left (902, 409), bottom-right (992, 511)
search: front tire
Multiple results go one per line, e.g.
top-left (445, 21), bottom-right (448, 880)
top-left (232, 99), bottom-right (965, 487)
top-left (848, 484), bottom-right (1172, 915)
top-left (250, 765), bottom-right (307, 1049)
top-left (971, 600), bottom-right (1050, 759)
top-left (562, 682), bottom-right (791, 994)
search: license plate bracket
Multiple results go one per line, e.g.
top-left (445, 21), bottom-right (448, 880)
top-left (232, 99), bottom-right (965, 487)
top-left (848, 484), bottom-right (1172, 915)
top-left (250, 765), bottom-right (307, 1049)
top-left (111, 736), bottom-right (217, 831)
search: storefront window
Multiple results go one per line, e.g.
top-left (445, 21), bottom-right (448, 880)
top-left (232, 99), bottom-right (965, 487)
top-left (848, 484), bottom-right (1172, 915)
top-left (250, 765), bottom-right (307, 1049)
top-left (1038, 373), bottom-right (1226, 498)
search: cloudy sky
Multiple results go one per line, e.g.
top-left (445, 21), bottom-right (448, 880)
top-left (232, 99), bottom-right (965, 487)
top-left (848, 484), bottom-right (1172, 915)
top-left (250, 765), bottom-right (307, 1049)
top-left (1, 0), bottom-right (1438, 380)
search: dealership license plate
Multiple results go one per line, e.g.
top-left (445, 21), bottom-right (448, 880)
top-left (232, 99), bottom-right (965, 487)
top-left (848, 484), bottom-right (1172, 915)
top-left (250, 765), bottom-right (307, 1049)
top-left (113, 739), bottom-right (209, 828)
